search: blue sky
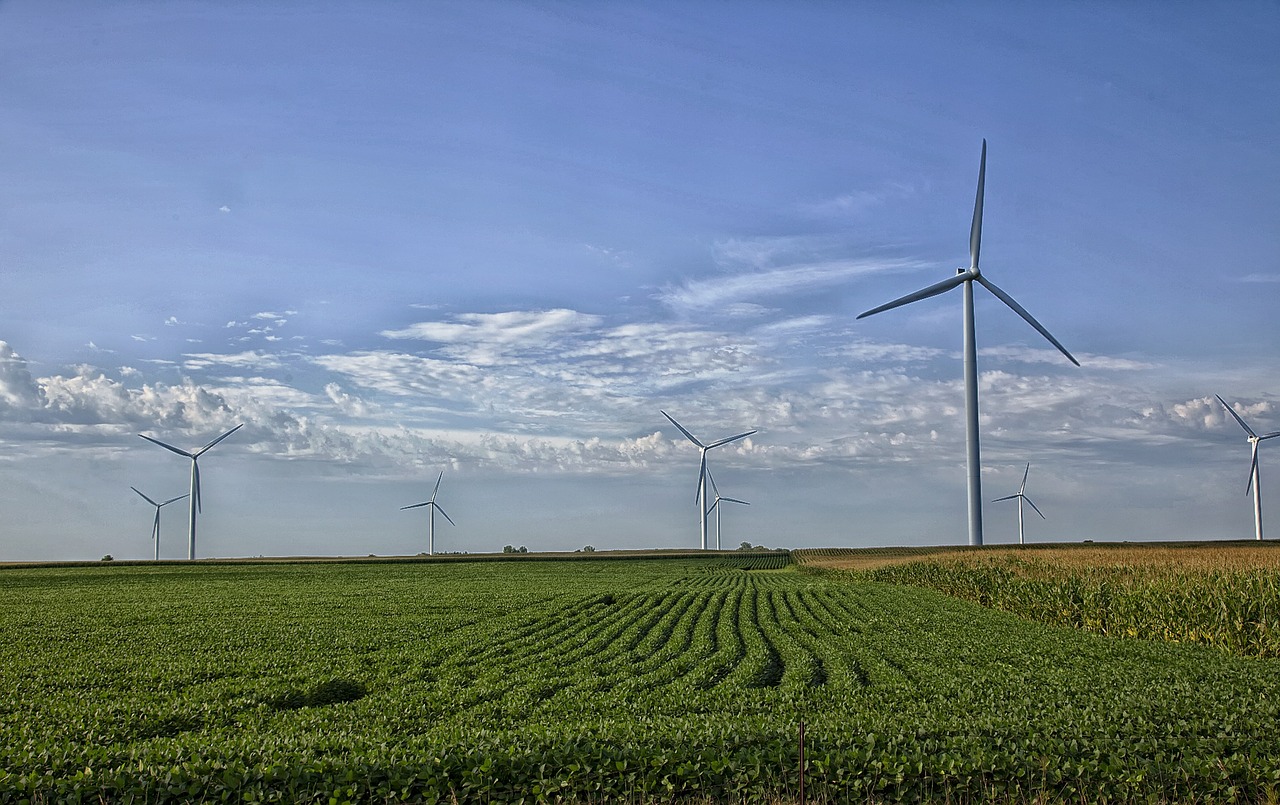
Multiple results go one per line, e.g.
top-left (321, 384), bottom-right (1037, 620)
top-left (1, 2), bottom-right (1277, 560)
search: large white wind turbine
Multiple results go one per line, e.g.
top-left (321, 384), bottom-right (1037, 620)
top-left (137, 424), bottom-right (243, 560)
top-left (1216, 395), bottom-right (1280, 541)
top-left (401, 471), bottom-right (455, 556)
top-left (706, 469), bottom-right (750, 551)
top-left (661, 411), bottom-right (756, 550)
top-left (857, 140), bottom-right (1078, 547)
top-left (130, 487), bottom-right (189, 561)
top-left (991, 463), bottom-right (1044, 545)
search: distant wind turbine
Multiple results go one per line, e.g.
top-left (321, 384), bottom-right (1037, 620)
top-left (992, 463), bottom-right (1044, 545)
top-left (857, 140), bottom-right (1079, 547)
top-left (1216, 395), bottom-right (1280, 541)
top-left (130, 487), bottom-right (188, 561)
top-left (706, 469), bottom-right (750, 551)
top-left (137, 424), bottom-right (243, 560)
top-left (401, 471), bottom-right (455, 556)
top-left (661, 411), bottom-right (756, 550)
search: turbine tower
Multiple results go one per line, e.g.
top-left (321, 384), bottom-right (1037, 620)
top-left (130, 487), bottom-right (189, 561)
top-left (401, 471), bottom-right (455, 556)
top-left (991, 463), bottom-right (1044, 545)
top-left (137, 424), bottom-right (243, 560)
top-left (857, 140), bottom-right (1078, 546)
top-left (1216, 395), bottom-right (1280, 541)
top-left (706, 469), bottom-right (750, 551)
top-left (661, 411), bottom-right (756, 550)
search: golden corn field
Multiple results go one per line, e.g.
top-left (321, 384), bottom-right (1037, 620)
top-left (796, 542), bottom-right (1280, 657)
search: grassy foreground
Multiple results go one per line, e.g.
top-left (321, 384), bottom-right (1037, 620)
top-left (2, 551), bottom-right (1280, 803)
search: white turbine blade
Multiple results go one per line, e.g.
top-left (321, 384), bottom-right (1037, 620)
top-left (976, 275), bottom-right (1080, 366)
top-left (694, 452), bottom-right (707, 505)
top-left (430, 471), bottom-right (444, 502)
top-left (435, 504), bottom-right (456, 527)
top-left (401, 501), bottom-right (431, 510)
top-left (857, 273), bottom-right (967, 320)
top-left (195, 423), bottom-right (243, 457)
top-left (1260, 432), bottom-right (1280, 441)
top-left (1024, 496), bottom-right (1046, 519)
top-left (131, 486), bottom-right (160, 507)
top-left (661, 410), bottom-right (705, 448)
top-left (1216, 395), bottom-right (1258, 438)
top-left (992, 494), bottom-right (1019, 503)
top-left (152, 510), bottom-right (161, 539)
top-left (722, 497), bottom-right (750, 506)
top-left (193, 460), bottom-right (202, 513)
top-left (970, 139), bottom-right (986, 270)
top-left (708, 429), bottom-right (756, 449)
top-left (137, 433), bottom-right (195, 459)
top-left (706, 467), bottom-right (720, 497)
top-left (1247, 444), bottom-right (1258, 495)
top-left (707, 497), bottom-right (721, 514)
top-left (160, 494), bottom-right (189, 507)
top-left (1020, 462), bottom-right (1030, 492)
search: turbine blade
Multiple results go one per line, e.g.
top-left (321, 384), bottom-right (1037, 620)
top-left (976, 275), bottom-right (1080, 366)
top-left (137, 433), bottom-right (195, 459)
top-left (435, 505), bottom-right (456, 527)
top-left (1248, 445), bottom-right (1258, 495)
top-left (970, 139), bottom-right (986, 270)
top-left (431, 471), bottom-right (443, 502)
top-left (1216, 395), bottom-right (1258, 438)
top-left (161, 494), bottom-right (189, 507)
top-left (1260, 432), bottom-right (1280, 441)
top-left (195, 423), bottom-right (243, 457)
top-left (1021, 462), bottom-right (1030, 490)
top-left (1025, 497), bottom-right (1046, 519)
top-left (992, 494), bottom-right (1019, 503)
top-left (857, 274), bottom-right (967, 320)
top-left (706, 467), bottom-right (720, 497)
top-left (131, 486), bottom-right (159, 506)
top-left (401, 501), bottom-right (431, 510)
top-left (152, 511), bottom-right (161, 537)
top-left (722, 497), bottom-right (750, 506)
top-left (695, 453), bottom-right (707, 505)
top-left (661, 410), bottom-right (705, 448)
top-left (708, 429), bottom-right (756, 449)
top-left (193, 461), bottom-right (202, 513)
top-left (707, 498), bottom-right (720, 514)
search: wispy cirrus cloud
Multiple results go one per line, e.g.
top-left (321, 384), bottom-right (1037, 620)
top-left (658, 257), bottom-right (929, 313)
top-left (1235, 273), bottom-right (1280, 283)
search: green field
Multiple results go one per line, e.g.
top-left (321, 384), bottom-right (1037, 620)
top-left (3, 552), bottom-right (1280, 803)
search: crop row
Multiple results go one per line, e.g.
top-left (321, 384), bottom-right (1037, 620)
top-left (4, 558), bottom-right (1280, 802)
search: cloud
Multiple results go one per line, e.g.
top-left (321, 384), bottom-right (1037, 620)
top-left (165, 317), bottom-right (180, 326)
top-left (219, 205), bottom-right (230, 213)
top-left (1236, 273), bottom-right (1280, 283)
top-left (979, 345), bottom-right (1154, 371)
top-left (182, 351), bottom-right (284, 372)
top-left (381, 309), bottom-right (602, 345)
top-left (324, 383), bottom-right (372, 418)
top-left (658, 257), bottom-right (928, 312)
top-left (798, 183), bottom-right (916, 218)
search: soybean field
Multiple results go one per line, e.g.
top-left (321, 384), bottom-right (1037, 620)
top-left (3, 553), bottom-right (1280, 803)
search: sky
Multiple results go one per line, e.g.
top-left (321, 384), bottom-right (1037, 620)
top-left (1, 1), bottom-right (1278, 561)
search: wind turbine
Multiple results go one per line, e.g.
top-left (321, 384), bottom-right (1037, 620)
top-left (130, 487), bottom-right (189, 561)
top-left (401, 471), bottom-right (455, 556)
top-left (706, 469), bottom-right (750, 551)
top-left (1216, 395), bottom-right (1280, 541)
top-left (856, 140), bottom-right (1078, 547)
top-left (661, 411), bottom-right (756, 550)
top-left (991, 463), bottom-right (1044, 545)
top-left (137, 424), bottom-right (243, 560)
